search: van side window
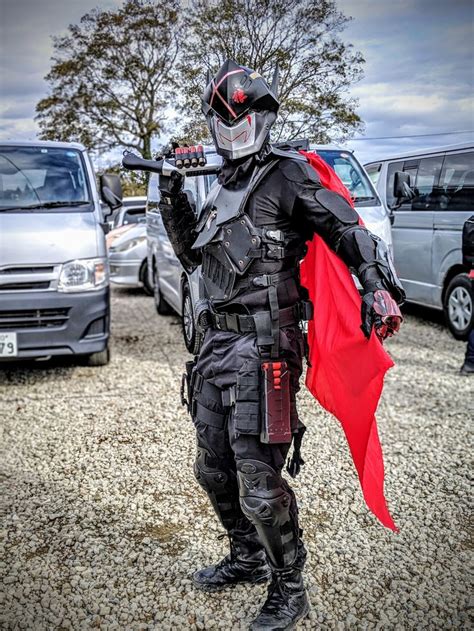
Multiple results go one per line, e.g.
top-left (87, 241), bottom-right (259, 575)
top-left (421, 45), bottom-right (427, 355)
top-left (148, 173), bottom-right (160, 206)
top-left (439, 151), bottom-right (474, 211)
top-left (386, 161), bottom-right (404, 208)
top-left (412, 156), bottom-right (444, 211)
top-left (366, 163), bottom-right (381, 187)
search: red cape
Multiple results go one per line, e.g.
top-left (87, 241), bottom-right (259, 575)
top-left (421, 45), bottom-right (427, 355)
top-left (299, 150), bottom-right (398, 531)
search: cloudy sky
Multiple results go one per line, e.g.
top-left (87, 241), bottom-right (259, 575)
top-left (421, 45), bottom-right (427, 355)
top-left (0, 0), bottom-right (472, 164)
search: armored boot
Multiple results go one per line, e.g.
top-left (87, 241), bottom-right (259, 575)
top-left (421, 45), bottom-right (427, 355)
top-left (236, 459), bottom-right (310, 629)
top-left (193, 522), bottom-right (271, 592)
top-left (193, 446), bottom-right (270, 591)
top-left (249, 547), bottom-right (309, 630)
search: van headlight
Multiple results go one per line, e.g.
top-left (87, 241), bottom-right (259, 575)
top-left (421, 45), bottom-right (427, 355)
top-left (111, 236), bottom-right (146, 253)
top-left (58, 258), bottom-right (109, 292)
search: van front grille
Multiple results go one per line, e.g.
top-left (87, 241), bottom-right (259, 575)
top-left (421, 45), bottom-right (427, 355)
top-left (0, 265), bottom-right (59, 292)
top-left (1, 266), bottom-right (55, 275)
top-left (0, 282), bottom-right (51, 291)
top-left (0, 308), bottom-right (70, 330)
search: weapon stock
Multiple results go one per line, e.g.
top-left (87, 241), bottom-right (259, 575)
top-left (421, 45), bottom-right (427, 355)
top-left (122, 152), bottom-right (166, 174)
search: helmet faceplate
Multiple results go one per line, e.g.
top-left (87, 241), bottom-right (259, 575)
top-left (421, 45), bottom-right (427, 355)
top-left (202, 59), bottom-right (279, 160)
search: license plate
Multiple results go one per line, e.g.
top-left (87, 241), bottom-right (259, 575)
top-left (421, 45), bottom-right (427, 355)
top-left (0, 332), bottom-right (18, 357)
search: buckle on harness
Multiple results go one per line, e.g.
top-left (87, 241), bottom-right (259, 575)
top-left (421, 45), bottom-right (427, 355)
top-left (252, 275), bottom-right (269, 288)
top-left (222, 386), bottom-right (236, 407)
top-left (265, 229), bottom-right (284, 243)
top-left (267, 246), bottom-right (285, 260)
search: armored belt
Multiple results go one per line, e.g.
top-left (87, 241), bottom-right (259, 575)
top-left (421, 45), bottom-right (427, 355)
top-left (209, 301), bottom-right (313, 335)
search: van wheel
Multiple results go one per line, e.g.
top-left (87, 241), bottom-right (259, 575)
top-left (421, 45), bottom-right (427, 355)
top-left (182, 279), bottom-right (202, 354)
top-left (444, 273), bottom-right (473, 340)
top-left (140, 260), bottom-right (153, 296)
top-left (84, 345), bottom-right (110, 367)
top-left (153, 264), bottom-right (173, 315)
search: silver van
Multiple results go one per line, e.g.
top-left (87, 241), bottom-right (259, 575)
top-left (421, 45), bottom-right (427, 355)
top-left (0, 140), bottom-right (122, 365)
top-left (146, 157), bottom-right (215, 353)
top-left (146, 143), bottom-right (391, 352)
top-left (365, 142), bottom-right (473, 338)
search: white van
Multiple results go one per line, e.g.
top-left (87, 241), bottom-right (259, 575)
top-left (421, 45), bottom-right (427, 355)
top-left (0, 140), bottom-right (122, 365)
top-left (365, 142), bottom-right (473, 338)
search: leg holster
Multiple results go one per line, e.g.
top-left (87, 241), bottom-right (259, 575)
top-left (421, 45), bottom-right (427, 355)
top-left (181, 358), bottom-right (198, 415)
top-left (237, 459), bottom-right (299, 568)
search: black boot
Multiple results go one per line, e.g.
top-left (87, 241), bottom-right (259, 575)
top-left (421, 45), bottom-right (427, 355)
top-left (193, 526), bottom-right (271, 592)
top-left (249, 564), bottom-right (309, 630)
top-left (249, 542), bottom-right (309, 631)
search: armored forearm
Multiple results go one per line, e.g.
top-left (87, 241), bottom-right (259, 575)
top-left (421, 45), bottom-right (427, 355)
top-left (159, 192), bottom-right (202, 273)
top-left (282, 159), bottom-right (405, 304)
top-left (336, 227), bottom-right (405, 304)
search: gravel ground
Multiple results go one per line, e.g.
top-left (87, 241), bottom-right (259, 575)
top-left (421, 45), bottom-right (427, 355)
top-left (1, 287), bottom-right (472, 630)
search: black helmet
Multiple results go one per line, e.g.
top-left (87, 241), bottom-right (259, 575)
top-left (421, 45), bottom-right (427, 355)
top-left (202, 59), bottom-right (279, 160)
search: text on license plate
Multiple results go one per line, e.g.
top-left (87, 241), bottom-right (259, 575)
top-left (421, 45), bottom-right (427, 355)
top-left (0, 332), bottom-right (18, 357)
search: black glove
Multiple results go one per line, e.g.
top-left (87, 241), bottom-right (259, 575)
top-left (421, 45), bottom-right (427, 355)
top-left (361, 290), bottom-right (403, 341)
top-left (159, 170), bottom-right (184, 199)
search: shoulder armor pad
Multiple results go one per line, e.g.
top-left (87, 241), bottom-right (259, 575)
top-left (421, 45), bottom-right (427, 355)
top-left (314, 189), bottom-right (357, 224)
top-left (279, 156), bottom-right (321, 185)
top-left (269, 145), bottom-right (307, 161)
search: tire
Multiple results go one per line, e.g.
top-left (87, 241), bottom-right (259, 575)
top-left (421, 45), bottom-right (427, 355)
top-left (444, 273), bottom-right (473, 340)
top-left (153, 264), bottom-right (173, 315)
top-left (182, 279), bottom-right (202, 354)
top-left (140, 260), bottom-right (153, 296)
top-left (84, 345), bottom-right (110, 367)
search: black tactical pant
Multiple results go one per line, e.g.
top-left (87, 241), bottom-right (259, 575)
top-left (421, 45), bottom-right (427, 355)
top-left (188, 326), bottom-right (306, 569)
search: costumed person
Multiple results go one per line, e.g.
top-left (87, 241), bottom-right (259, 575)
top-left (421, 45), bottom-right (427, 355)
top-left (156, 60), bottom-right (404, 630)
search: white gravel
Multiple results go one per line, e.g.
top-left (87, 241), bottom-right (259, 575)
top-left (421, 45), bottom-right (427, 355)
top-left (1, 288), bottom-right (472, 630)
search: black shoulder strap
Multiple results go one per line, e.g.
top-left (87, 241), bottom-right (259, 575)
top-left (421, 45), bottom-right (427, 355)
top-left (234, 159), bottom-right (280, 222)
top-left (268, 145), bottom-right (308, 162)
top-left (196, 182), bottom-right (221, 231)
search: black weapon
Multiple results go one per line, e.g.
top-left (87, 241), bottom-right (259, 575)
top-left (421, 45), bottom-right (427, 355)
top-left (122, 145), bottom-right (221, 178)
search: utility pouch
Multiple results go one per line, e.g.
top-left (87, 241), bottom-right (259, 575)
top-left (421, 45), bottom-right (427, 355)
top-left (260, 361), bottom-right (292, 444)
top-left (181, 358), bottom-right (197, 414)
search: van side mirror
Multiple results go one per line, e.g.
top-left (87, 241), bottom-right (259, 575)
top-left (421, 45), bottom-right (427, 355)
top-left (100, 173), bottom-right (123, 211)
top-left (393, 171), bottom-right (414, 201)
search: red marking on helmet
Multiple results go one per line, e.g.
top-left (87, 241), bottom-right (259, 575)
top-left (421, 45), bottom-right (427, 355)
top-left (209, 69), bottom-right (245, 120)
top-left (246, 115), bottom-right (252, 125)
top-left (217, 125), bottom-right (250, 144)
top-left (231, 89), bottom-right (247, 104)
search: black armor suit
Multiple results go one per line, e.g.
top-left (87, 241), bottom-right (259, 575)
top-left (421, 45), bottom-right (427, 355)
top-left (158, 60), bottom-right (403, 630)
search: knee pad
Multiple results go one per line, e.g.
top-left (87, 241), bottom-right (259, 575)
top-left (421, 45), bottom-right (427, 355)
top-left (237, 459), bottom-right (292, 528)
top-left (194, 446), bottom-right (230, 495)
top-left (194, 446), bottom-right (241, 530)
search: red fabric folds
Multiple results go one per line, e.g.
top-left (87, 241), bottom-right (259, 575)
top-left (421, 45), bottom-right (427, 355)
top-left (298, 150), bottom-right (398, 531)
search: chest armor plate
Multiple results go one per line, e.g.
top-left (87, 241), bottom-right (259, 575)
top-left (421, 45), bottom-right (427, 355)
top-left (200, 213), bottom-right (263, 301)
top-left (192, 161), bottom-right (281, 303)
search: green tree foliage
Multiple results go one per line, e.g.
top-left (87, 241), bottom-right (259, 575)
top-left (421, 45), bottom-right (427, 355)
top-left (36, 0), bottom-right (182, 158)
top-left (176, 0), bottom-right (365, 144)
top-left (103, 163), bottom-right (147, 196)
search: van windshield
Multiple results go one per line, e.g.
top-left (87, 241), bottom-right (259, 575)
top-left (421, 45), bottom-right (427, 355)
top-left (317, 150), bottom-right (377, 205)
top-left (0, 146), bottom-right (91, 211)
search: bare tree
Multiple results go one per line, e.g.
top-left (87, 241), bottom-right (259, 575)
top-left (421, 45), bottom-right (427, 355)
top-left (176, 0), bottom-right (364, 144)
